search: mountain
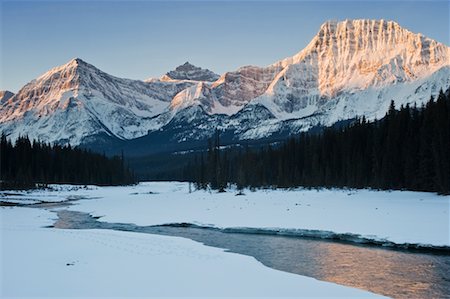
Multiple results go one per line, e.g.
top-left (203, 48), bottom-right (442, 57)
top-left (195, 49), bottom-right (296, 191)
top-left (0, 58), bottom-right (194, 144)
top-left (160, 62), bottom-right (220, 82)
top-left (171, 19), bottom-right (449, 126)
top-left (139, 19), bottom-right (449, 152)
top-left (254, 19), bottom-right (450, 121)
top-left (1, 19), bottom-right (449, 152)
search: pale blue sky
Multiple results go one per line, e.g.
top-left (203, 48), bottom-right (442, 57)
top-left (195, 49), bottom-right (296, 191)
top-left (1, 0), bottom-right (449, 92)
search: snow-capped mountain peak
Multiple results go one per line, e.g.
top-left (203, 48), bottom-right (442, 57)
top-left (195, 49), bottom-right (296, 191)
top-left (37, 57), bottom-right (93, 81)
top-left (0, 58), bottom-right (194, 144)
top-left (247, 19), bottom-right (450, 121)
top-left (272, 19), bottom-right (449, 96)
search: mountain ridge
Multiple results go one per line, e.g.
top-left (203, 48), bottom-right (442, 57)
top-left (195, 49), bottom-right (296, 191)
top-left (1, 19), bottom-right (449, 149)
top-left (0, 57), bottom-right (195, 144)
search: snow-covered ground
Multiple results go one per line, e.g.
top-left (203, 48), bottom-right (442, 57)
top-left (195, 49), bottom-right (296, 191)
top-left (58, 182), bottom-right (450, 247)
top-left (0, 207), bottom-right (381, 298)
top-left (1, 182), bottom-right (449, 247)
top-left (0, 184), bottom-right (97, 204)
top-left (2, 181), bottom-right (449, 297)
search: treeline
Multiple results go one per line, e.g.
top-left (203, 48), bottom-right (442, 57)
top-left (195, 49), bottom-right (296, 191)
top-left (1, 136), bottom-right (135, 189)
top-left (188, 90), bottom-right (450, 194)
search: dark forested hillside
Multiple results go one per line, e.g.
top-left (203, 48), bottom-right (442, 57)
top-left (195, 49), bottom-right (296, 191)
top-left (0, 136), bottom-right (135, 189)
top-left (188, 90), bottom-right (450, 194)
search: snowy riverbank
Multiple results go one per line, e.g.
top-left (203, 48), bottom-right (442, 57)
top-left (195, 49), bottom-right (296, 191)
top-left (0, 207), bottom-right (382, 298)
top-left (2, 182), bottom-right (449, 248)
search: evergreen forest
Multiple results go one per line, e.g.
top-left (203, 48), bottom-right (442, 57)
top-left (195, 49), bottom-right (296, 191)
top-left (0, 136), bottom-right (135, 189)
top-left (188, 90), bottom-right (450, 194)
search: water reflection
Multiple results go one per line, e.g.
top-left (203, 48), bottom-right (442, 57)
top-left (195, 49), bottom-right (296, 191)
top-left (218, 235), bottom-right (449, 298)
top-left (312, 242), bottom-right (441, 298)
top-left (53, 210), bottom-right (450, 298)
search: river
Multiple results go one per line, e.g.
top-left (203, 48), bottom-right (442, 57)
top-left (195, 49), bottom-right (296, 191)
top-left (52, 209), bottom-right (450, 298)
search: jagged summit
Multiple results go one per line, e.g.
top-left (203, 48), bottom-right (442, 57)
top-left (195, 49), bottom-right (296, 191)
top-left (161, 62), bottom-right (220, 82)
top-left (275, 19), bottom-right (449, 79)
top-left (318, 19), bottom-right (401, 32)
top-left (40, 57), bottom-right (96, 76)
top-left (180, 61), bottom-right (195, 67)
top-left (67, 57), bottom-right (86, 65)
top-left (56, 57), bottom-right (91, 70)
top-left (64, 57), bottom-right (93, 70)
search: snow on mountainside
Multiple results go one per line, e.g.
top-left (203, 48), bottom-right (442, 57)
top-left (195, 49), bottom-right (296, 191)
top-left (162, 19), bottom-right (450, 143)
top-left (169, 65), bottom-right (283, 115)
top-left (254, 19), bottom-right (450, 120)
top-left (173, 19), bottom-right (449, 122)
top-left (160, 62), bottom-right (220, 82)
top-left (0, 58), bottom-right (194, 144)
top-left (1, 19), bottom-right (449, 147)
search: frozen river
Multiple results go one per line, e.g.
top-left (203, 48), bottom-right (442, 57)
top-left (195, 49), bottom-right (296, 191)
top-left (54, 209), bottom-right (450, 298)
